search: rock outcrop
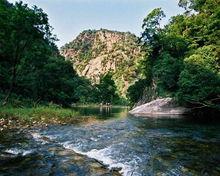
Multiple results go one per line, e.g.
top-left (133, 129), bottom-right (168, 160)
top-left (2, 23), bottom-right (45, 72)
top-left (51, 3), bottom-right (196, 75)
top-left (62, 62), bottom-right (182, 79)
top-left (129, 98), bottom-right (188, 116)
top-left (60, 29), bottom-right (144, 97)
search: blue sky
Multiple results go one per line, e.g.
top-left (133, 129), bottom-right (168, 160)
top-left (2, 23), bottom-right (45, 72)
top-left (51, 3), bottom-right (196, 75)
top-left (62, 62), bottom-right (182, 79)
top-left (9, 0), bottom-right (184, 47)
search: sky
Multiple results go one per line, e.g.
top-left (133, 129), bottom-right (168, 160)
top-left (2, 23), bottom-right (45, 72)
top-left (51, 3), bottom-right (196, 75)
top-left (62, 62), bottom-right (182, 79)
top-left (8, 0), bottom-right (184, 48)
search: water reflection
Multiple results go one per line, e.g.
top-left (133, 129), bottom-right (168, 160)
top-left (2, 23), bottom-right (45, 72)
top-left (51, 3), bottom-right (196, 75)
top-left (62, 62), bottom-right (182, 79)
top-left (72, 106), bottom-right (128, 119)
top-left (99, 105), bottom-right (111, 116)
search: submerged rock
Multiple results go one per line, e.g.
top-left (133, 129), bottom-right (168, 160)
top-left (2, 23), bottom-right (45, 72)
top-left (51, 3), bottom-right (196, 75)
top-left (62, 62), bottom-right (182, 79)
top-left (0, 130), bottom-right (121, 176)
top-left (129, 98), bottom-right (188, 116)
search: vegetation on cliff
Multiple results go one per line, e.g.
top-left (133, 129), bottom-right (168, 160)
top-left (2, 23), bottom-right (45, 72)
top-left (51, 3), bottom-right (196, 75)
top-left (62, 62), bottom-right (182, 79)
top-left (60, 29), bottom-right (144, 97)
top-left (128, 0), bottom-right (220, 112)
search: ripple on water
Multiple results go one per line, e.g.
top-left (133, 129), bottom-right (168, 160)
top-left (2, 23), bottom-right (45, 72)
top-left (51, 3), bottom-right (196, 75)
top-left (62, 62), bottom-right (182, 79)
top-left (29, 113), bottom-right (220, 176)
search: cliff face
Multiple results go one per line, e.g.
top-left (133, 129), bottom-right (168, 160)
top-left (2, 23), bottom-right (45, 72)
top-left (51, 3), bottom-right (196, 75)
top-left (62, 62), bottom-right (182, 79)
top-left (60, 29), bottom-right (144, 97)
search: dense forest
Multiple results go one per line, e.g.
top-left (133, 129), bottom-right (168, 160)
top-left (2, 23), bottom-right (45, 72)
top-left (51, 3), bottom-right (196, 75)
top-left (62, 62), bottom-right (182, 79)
top-left (128, 0), bottom-right (220, 112)
top-left (0, 0), bottom-right (219, 112)
top-left (0, 0), bottom-right (122, 106)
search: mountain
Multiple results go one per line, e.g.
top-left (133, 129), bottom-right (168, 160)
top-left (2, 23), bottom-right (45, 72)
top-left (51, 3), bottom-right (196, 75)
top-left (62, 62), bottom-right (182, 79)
top-left (60, 29), bottom-right (144, 97)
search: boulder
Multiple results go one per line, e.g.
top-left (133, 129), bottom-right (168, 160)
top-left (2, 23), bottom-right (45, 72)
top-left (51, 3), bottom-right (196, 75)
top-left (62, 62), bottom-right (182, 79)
top-left (129, 98), bottom-right (188, 117)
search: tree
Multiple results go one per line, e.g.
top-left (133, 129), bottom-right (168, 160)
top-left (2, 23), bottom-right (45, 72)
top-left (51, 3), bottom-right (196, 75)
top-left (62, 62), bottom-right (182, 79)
top-left (74, 77), bottom-right (98, 104)
top-left (135, 8), bottom-right (166, 98)
top-left (152, 52), bottom-right (182, 95)
top-left (128, 0), bottom-right (220, 113)
top-left (141, 8), bottom-right (165, 45)
top-left (178, 45), bottom-right (220, 109)
top-left (96, 73), bottom-right (119, 104)
top-left (0, 0), bottom-right (96, 107)
top-left (127, 79), bottom-right (150, 104)
top-left (136, 7), bottom-right (187, 102)
top-left (0, 1), bottom-right (55, 103)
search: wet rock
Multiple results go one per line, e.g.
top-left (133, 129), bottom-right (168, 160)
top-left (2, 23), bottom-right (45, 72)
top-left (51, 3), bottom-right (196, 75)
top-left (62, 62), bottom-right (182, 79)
top-left (46, 146), bottom-right (122, 176)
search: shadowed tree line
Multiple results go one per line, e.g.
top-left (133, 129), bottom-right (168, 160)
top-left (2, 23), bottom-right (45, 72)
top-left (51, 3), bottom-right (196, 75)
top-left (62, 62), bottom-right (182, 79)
top-left (127, 0), bottom-right (220, 112)
top-left (0, 0), bottom-right (122, 106)
top-left (1, 0), bottom-right (219, 110)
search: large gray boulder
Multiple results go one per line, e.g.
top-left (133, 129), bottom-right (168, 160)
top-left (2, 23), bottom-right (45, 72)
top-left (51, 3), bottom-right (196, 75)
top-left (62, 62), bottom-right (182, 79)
top-left (129, 98), bottom-right (188, 116)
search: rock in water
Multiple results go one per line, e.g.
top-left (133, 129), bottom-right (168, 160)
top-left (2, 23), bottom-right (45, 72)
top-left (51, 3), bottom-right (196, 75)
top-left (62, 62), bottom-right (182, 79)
top-left (129, 98), bottom-right (188, 116)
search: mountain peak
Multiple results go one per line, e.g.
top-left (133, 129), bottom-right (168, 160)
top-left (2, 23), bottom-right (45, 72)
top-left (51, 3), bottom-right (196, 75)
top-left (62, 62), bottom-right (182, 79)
top-left (60, 29), bottom-right (143, 97)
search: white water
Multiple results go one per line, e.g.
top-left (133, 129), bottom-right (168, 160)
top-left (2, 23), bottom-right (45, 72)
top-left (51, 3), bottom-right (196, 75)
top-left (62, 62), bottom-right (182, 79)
top-left (61, 141), bottom-right (136, 176)
top-left (32, 131), bottom-right (135, 176)
top-left (5, 148), bottom-right (33, 156)
top-left (29, 109), bottom-right (220, 176)
top-left (31, 130), bottom-right (141, 176)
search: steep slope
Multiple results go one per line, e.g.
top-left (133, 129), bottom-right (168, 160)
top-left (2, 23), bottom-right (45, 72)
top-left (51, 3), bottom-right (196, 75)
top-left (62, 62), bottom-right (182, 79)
top-left (60, 29), bottom-right (144, 96)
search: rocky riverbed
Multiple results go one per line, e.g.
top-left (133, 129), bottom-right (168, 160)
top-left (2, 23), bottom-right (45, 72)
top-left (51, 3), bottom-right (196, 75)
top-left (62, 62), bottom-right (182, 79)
top-left (0, 128), bottom-right (121, 176)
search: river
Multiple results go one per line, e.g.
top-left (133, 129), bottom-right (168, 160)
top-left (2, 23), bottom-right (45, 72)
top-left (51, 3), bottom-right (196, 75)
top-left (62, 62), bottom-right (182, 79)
top-left (1, 106), bottom-right (220, 176)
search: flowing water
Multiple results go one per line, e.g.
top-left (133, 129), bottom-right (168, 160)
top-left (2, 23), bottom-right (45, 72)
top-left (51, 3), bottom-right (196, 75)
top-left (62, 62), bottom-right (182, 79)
top-left (1, 107), bottom-right (220, 176)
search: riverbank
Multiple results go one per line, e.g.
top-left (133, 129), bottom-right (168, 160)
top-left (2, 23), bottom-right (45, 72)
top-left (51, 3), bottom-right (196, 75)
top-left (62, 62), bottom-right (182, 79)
top-left (0, 105), bottom-right (93, 131)
top-left (72, 103), bottom-right (129, 108)
top-left (0, 105), bottom-right (125, 176)
top-left (0, 103), bottom-right (130, 131)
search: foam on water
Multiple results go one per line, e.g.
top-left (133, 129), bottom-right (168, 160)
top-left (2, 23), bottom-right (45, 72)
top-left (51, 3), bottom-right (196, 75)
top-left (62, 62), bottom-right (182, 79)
top-left (31, 132), bottom-right (49, 144)
top-left (61, 141), bottom-right (137, 176)
top-left (30, 125), bottom-right (143, 176)
top-left (5, 148), bottom-right (33, 156)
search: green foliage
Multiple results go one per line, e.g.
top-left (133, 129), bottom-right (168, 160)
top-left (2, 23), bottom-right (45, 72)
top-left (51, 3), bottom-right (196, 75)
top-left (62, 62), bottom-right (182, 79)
top-left (129, 0), bottom-right (220, 111)
top-left (74, 77), bottom-right (99, 104)
top-left (78, 49), bottom-right (92, 61)
top-left (178, 45), bottom-right (220, 108)
top-left (0, 0), bottom-right (97, 106)
top-left (95, 73), bottom-right (120, 104)
top-left (153, 52), bottom-right (183, 94)
top-left (127, 79), bottom-right (150, 104)
top-left (36, 57), bottom-right (79, 106)
top-left (179, 0), bottom-right (220, 13)
top-left (141, 8), bottom-right (166, 44)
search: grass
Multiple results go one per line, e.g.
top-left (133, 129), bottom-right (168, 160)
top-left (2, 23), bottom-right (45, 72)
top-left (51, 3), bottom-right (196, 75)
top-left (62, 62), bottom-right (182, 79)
top-left (0, 106), bottom-right (78, 119)
top-left (0, 105), bottom-right (82, 128)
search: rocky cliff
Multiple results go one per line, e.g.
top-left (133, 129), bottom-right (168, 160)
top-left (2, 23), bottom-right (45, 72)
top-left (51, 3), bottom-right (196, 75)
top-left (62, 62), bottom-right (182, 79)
top-left (60, 29), bottom-right (144, 97)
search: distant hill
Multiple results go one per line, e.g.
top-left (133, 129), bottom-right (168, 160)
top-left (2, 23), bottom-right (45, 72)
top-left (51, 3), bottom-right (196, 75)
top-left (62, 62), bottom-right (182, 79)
top-left (60, 29), bottom-right (144, 97)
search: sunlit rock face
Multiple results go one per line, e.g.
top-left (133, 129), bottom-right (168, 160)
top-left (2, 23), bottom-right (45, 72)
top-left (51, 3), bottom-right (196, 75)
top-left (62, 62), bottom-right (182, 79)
top-left (60, 29), bottom-right (144, 97)
top-left (129, 98), bottom-right (188, 116)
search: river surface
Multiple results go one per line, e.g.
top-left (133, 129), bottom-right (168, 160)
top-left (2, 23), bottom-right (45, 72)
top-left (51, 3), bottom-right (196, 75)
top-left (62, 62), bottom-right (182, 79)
top-left (1, 107), bottom-right (220, 176)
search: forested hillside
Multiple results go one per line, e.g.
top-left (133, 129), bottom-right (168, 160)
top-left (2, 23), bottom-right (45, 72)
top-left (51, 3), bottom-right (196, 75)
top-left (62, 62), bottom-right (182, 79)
top-left (60, 29), bottom-right (143, 96)
top-left (128, 0), bottom-right (220, 112)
